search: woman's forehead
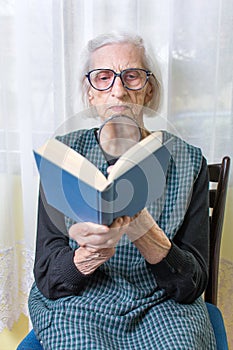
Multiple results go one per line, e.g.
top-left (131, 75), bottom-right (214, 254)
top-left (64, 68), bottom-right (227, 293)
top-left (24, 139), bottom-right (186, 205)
top-left (89, 43), bottom-right (144, 70)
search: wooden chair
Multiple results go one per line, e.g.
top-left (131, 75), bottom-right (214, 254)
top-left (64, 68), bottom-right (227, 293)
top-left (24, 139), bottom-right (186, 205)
top-left (204, 156), bottom-right (231, 350)
top-left (205, 156), bottom-right (231, 306)
top-left (17, 157), bottom-right (231, 350)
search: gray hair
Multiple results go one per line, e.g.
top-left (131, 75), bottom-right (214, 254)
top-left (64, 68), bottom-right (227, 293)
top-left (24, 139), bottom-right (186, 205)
top-left (79, 31), bottom-right (163, 111)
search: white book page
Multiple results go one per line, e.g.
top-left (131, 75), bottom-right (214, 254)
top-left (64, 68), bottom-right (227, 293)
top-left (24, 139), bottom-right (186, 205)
top-left (36, 139), bottom-right (108, 191)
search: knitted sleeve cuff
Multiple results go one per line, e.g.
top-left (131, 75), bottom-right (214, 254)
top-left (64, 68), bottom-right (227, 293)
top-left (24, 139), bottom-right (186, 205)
top-left (147, 242), bottom-right (196, 277)
top-left (54, 247), bottom-right (93, 292)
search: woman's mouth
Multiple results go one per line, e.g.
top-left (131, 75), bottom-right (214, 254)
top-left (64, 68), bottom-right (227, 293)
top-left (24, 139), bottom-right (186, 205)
top-left (108, 105), bottom-right (130, 114)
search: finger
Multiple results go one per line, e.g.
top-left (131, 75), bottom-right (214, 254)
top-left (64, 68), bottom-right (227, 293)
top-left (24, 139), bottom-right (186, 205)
top-left (69, 222), bottom-right (109, 238)
top-left (107, 165), bottom-right (114, 174)
top-left (110, 217), bottom-right (123, 228)
top-left (76, 229), bottom-right (119, 249)
top-left (110, 216), bottom-right (130, 231)
top-left (122, 215), bottom-right (131, 225)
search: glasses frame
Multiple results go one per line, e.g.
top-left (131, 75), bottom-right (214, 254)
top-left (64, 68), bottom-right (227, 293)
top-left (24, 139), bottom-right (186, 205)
top-left (85, 68), bottom-right (154, 91)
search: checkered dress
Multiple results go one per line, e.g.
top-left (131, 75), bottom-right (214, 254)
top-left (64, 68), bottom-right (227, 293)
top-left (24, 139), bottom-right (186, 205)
top-left (29, 129), bottom-right (216, 349)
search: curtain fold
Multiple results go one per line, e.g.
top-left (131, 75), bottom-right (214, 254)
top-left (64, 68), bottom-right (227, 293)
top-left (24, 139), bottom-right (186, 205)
top-left (0, 0), bottom-right (232, 332)
top-left (0, 0), bottom-right (66, 331)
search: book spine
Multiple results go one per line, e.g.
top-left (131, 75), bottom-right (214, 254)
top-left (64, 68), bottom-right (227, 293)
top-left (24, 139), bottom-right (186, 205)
top-left (98, 183), bottom-right (114, 226)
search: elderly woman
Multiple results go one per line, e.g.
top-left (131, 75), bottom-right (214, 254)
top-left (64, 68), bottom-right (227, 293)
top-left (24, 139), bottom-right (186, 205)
top-left (28, 32), bottom-right (216, 349)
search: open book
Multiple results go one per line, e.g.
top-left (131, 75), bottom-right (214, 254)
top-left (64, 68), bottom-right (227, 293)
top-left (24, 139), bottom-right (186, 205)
top-left (34, 132), bottom-right (174, 225)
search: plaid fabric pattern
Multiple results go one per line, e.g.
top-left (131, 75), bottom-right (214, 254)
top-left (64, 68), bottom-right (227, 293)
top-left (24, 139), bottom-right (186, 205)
top-left (29, 129), bottom-right (216, 349)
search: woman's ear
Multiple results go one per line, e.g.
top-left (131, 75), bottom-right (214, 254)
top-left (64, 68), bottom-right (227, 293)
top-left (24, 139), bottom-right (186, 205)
top-left (88, 90), bottom-right (94, 104)
top-left (144, 82), bottom-right (153, 104)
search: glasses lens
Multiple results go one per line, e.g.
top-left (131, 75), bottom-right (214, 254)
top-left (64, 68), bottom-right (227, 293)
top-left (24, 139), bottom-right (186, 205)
top-left (122, 69), bottom-right (147, 90)
top-left (89, 69), bottom-right (114, 90)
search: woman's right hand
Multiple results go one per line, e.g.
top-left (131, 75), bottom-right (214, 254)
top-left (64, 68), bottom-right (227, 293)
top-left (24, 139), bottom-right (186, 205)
top-left (73, 246), bottom-right (115, 275)
top-left (70, 216), bottom-right (130, 274)
top-left (69, 216), bottom-right (130, 250)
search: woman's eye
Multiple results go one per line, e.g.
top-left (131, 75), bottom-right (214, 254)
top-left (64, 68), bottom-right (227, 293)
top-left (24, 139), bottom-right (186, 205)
top-left (125, 72), bottom-right (139, 80)
top-left (97, 72), bottom-right (112, 81)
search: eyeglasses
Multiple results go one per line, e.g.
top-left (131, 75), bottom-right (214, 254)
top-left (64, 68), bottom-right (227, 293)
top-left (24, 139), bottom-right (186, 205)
top-left (85, 68), bottom-right (153, 91)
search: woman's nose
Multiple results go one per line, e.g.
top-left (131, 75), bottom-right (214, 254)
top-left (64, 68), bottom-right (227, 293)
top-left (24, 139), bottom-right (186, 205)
top-left (110, 76), bottom-right (127, 98)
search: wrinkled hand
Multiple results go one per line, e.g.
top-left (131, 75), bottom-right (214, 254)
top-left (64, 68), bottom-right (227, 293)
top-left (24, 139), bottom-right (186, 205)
top-left (125, 208), bottom-right (156, 241)
top-left (69, 217), bottom-right (130, 275)
top-left (73, 246), bottom-right (115, 275)
top-left (69, 216), bottom-right (130, 250)
top-left (126, 208), bottom-right (171, 264)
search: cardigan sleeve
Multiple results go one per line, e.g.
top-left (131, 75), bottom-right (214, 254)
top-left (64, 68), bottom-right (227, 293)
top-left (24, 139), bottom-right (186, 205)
top-left (147, 157), bottom-right (209, 303)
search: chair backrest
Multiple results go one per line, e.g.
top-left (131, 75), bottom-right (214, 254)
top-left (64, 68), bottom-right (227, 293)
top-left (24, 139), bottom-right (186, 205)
top-left (204, 156), bottom-right (231, 306)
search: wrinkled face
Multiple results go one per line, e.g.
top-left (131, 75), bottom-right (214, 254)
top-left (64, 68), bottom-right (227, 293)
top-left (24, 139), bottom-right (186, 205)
top-left (87, 43), bottom-right (153, 124)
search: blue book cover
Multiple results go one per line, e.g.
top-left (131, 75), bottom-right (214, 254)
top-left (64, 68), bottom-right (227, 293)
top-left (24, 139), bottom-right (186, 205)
top-left (33, 134), bottom-right (173, 225)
